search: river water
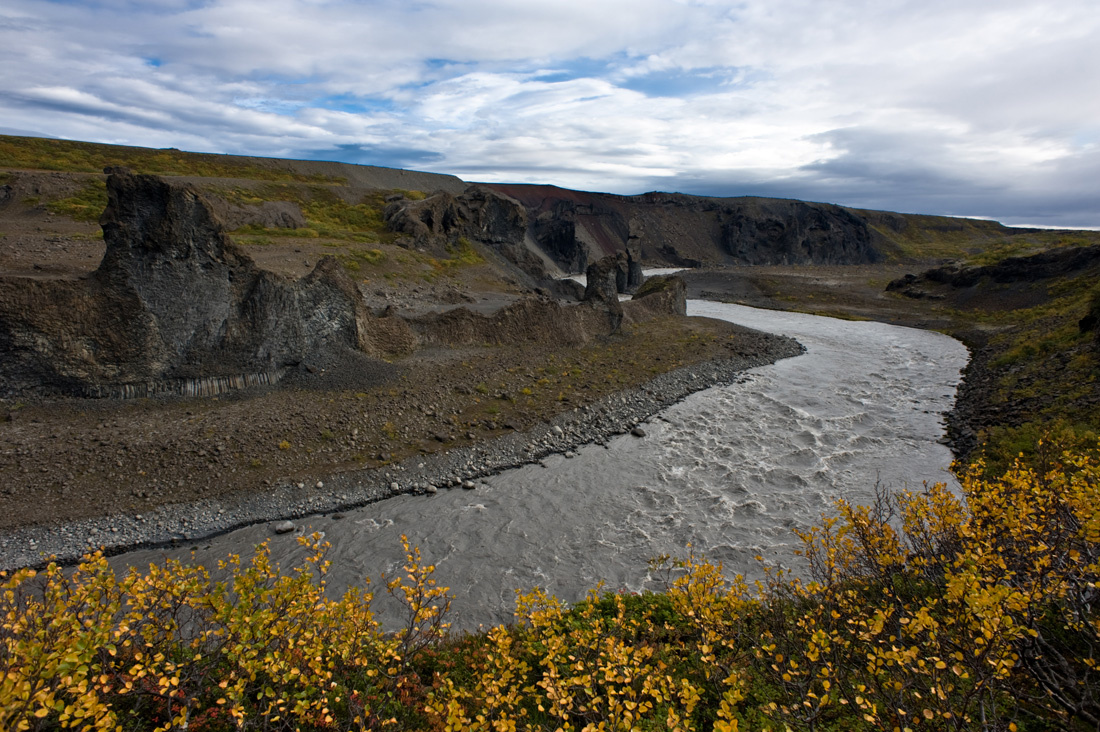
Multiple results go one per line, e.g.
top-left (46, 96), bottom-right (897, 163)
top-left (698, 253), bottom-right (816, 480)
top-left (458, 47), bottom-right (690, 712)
top-left (114, 302), bottom-right (968, 632)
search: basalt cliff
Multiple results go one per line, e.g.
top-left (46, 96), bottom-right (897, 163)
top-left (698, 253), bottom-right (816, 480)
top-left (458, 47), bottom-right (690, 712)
top-left (382, 182), bottom-right (1024, 286)
top-left (0, 168), bottom-right (684, 397)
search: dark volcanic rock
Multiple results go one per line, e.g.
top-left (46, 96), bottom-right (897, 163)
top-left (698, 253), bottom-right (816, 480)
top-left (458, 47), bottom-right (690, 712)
top-left (483, 185), bottom-right (885, 269)
top-left (583, 255), bottom-right (625, 334)
top-left (630, 275), bottom-right (687, 317)
top-left (533, 200), bottom-right (588, 273)
top-left (717, 199), bottom-right (879, 265)
top-left (383, 185), bottom-right (549, 282)
top-left (889, 245), bottom-right (1100, 293)
top-left (0, 168), bottom-right (410, 396)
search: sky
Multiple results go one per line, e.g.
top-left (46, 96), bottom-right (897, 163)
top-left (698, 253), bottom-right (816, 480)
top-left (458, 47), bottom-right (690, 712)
top-left (2, 0), bottom-right (1098, 228)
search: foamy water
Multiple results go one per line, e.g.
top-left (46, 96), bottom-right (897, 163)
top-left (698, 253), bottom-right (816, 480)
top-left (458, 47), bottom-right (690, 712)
top-left (114, 302), bottom-right (967, 631)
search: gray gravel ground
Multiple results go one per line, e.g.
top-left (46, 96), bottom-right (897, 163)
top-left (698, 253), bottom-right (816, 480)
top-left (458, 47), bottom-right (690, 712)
top-left (0, 338), bottom-right (803, 572)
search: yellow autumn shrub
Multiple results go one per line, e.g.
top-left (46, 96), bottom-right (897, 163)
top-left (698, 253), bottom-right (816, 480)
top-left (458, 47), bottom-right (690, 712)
top-left (2, 444), bottom-right (1098, 731)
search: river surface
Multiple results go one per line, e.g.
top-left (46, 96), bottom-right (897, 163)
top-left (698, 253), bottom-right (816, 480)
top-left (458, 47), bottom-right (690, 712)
top-left (114, 302), bottom-right (968, 632)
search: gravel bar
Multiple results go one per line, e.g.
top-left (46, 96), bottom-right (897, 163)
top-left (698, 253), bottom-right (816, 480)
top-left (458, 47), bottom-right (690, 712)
top-left (0, 337), bottom-right (804, 572)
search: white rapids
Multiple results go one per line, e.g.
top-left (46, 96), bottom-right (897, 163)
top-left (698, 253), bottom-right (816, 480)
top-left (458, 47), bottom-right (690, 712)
top-left (113, 302), bottom-right (968, 632)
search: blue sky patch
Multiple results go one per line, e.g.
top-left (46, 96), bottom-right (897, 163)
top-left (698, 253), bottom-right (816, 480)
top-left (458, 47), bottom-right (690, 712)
top-left (618, 68), bottom-right (737, 98)
top-left (312, 94), bottom-right (398, 115)
top-left (532, 56), bottom-right (623, 84)
top-left (309, 143), bottom-right (445, 169)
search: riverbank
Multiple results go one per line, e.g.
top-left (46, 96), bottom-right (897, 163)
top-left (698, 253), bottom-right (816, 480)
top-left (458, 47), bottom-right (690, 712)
top-left (0, 317), bottom-right (802, 571)
top-left (680, 264), bottom-right (1100, 467)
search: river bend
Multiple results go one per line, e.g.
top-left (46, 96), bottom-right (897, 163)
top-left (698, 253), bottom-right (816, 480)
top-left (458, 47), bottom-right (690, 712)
top-left (115, 302), bottom-right (968, 631)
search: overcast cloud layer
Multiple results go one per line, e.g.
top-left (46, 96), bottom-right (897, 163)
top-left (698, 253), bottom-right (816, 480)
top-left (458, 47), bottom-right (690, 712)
top-left (2, 0), bottom-right (1097, 227)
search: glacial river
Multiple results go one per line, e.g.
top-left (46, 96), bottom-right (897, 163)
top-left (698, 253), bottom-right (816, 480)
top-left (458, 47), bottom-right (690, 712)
top-left (115, 302), bottom-right (968, 632)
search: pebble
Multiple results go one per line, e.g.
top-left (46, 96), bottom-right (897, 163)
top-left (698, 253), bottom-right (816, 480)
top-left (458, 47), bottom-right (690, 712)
top-left (631, 426), bottom-right (647, 438)
top-left (274, 520), bottom-right (295, 534)
top-left (462, 480), bottom-right (476, 490)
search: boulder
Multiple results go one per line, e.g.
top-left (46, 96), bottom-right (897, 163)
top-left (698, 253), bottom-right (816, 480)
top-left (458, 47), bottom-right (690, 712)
top-left (582, 255), bottom-right (625, 334)
top-left (627, 275), bottom-right (688, 319)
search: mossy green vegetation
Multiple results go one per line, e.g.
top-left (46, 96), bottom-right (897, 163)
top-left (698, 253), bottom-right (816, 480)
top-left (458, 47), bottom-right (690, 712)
top-left (220, 183), bottom-right (397, 243)
top-left (634, 275), bottom-right (677, 298)
top-left (43, 179), bottom-right (108, 222)
top-left (960, 275), bottom-right (1100, 471)
top-left (859, 205), bottom-right (1100, 265)
top-left (4, 446), bottom-right (1099, 730)
top-left (0, 135), bottom-right (338, 183)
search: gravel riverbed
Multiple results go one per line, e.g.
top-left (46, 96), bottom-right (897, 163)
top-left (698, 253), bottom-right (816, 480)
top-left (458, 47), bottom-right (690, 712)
top-left (0, 336), bottom-right (803, 571)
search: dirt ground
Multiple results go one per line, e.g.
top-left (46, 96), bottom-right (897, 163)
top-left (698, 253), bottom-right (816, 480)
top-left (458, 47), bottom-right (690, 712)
top-left (682, 265), bottom-right (970, 331)
top-left (0, 316), bottom-right (764, 530)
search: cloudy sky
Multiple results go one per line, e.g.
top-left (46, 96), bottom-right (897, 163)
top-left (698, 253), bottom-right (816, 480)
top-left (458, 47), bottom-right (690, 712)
top-left (2, 1), bottom-right (1097, 227)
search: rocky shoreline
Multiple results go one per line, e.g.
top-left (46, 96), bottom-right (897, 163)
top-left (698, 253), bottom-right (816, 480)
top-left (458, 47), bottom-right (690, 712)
top-left (0, 336), bottom-right (804, 572)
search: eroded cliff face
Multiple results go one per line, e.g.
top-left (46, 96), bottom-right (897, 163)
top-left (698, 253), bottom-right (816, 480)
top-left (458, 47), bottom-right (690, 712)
top-left (384, 183), bottom-right (886, 286)
top-left (482, 186), bottom-right (885, 272)
top-left (0, 169), bottom-right (412, 395)
top-left (410, 267), bottom-right (687, 349)
top-left (383, 185), bottom-right (551, 282)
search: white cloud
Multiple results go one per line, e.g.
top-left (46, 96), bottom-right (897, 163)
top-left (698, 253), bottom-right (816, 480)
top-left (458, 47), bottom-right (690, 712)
top-left (1, 0), bottom-right (1098, 226)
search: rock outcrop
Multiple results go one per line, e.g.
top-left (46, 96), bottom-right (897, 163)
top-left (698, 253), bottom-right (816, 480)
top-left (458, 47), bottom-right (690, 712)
top-left (628, 275), bottom-right (687, 321)
top-left (888, 245), bottom-right (1100, 293)
top-left (0, 168), bottom-right (410, 396)
top-left (482, 185), bottom-right (887, 271)
top-left (383, 186), bottom-right (550, 282)
top-left (582, 255), bottom-right (626, 334)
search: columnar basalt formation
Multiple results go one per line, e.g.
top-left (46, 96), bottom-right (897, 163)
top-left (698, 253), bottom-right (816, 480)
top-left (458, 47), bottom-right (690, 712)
top-left (0, 169), bottom-right (411, 395)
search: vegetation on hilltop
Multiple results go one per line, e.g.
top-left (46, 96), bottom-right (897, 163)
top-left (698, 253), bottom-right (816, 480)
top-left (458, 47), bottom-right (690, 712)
top-left (857, 206), bottom-right (1100, 265)
top-left (4, 446), bottom-right (1099, 730)
top-left (0, 136), bottom-right (339, 183)
top-left (968, 276), bottom-right (1100, 472)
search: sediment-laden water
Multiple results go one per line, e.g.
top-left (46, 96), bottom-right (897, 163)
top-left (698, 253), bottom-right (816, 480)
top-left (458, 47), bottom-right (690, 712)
top-left (114, 302), bottom-right (967, 631)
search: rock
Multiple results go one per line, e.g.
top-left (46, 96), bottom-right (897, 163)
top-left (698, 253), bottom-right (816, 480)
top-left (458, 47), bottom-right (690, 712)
top-left (631, 426), bottom-right (647, 438)
top-left (462, 480), bottom-right (476, 490)
top-left (582, 255), bottom-right (626, 334)
top-left (383, 185), bottom-right (547, 280)
top-left (630, 275), bottom-right (687, 317)
top-left (888, 245), bottom-right (1100, 295)
top-left (0, 168), bottom-right (415, 396)
top-left (315, 481), bottom-right (324, 489)
top-left (274, 520), bottom-right (295, 534)
top-left (476, 185), bottom-right (885, 269)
